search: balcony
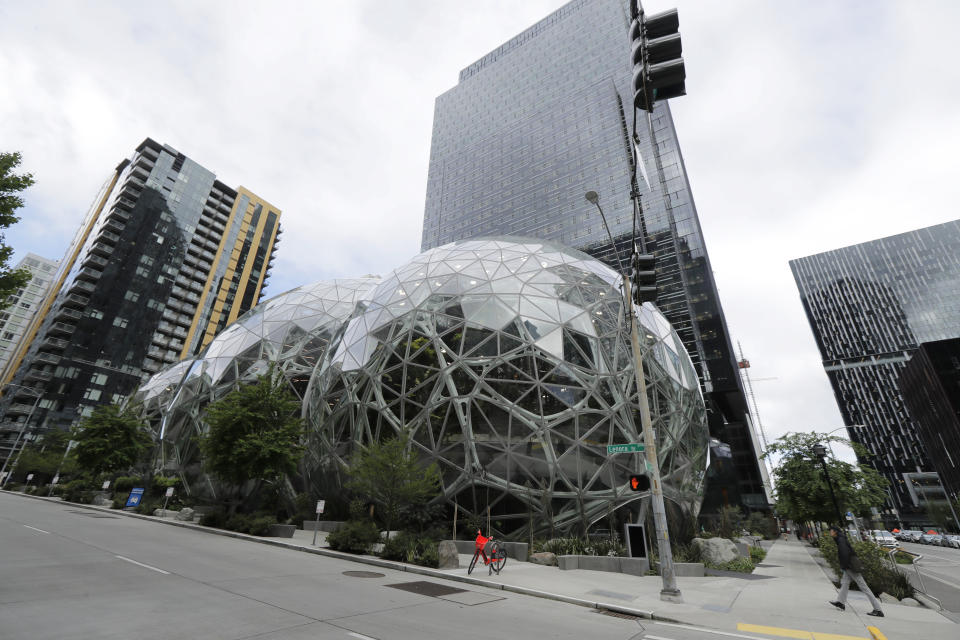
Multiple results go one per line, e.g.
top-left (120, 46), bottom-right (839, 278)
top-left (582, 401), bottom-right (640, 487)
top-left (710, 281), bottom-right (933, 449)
top-left (82, 253), bottom-right (108, 269)
top-left (34, 352), bottom-right (60, 366)
top-left (98, 230), bottom-right (121, 245)
top-left (71, 280), bottom-right (96, 294)
top-left (49, 322), bottom-right (76, 336)
top-left (76, 266), bottom-right (102, 282)
top-left (24, 369), bottom-right (53, 382)
top-left (90, 242), bottom-right (112, 258)
top-left (104, 219), bottom-right (125, 234)
top-left (41, 336), bottom-right (69, 351)
top-left (61, 293), bottom-right (89, 309)
top-left (6, 403), bottom-right (38, 416)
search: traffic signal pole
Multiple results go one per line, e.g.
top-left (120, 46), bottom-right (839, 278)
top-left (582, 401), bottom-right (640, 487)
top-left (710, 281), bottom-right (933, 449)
top-left (624, 276), bottom-right (682, 602)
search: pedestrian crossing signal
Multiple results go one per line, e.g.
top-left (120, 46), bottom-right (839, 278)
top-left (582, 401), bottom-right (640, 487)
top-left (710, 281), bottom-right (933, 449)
top-left (629, 474), bottom-right (650, 491)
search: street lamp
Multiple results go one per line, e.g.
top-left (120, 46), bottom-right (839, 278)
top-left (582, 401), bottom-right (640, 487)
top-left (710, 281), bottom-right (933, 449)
top-left (584, 190), bottom-right (681, 603)
top-left (0, 384), bottom-right (43, 488)
top-left (812, 443), bottom-right (845, 526)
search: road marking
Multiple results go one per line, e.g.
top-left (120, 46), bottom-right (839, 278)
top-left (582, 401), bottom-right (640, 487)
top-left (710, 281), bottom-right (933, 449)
top-left (656, 622), bottom-right (770, 639)
top-left (347, 633), bottom-right (377, 640)
top-left (866, 627), bottom-right (887, 640)
top-left (736, 623), bottom-right (868, 640)
top-left (23, 525), bottom-right (50, 534)
top-left (645, 635), bottom-right (678, 640)
top-left (115, 555), bottom-right (169, 575)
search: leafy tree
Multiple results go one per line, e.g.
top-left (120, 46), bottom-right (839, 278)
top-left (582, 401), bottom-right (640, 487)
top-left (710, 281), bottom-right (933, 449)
top-left (763, 432), bottom-right (887, 525)
top-left (71, 404), bottom-right (154, 478)
top-left (199, 369), bottom-right (304, 509)
top-left (11, 428), bottom-right (76, 484)
top-left (346, 433), bottom-right (441, 533)
top-left (0, 152), bottom-right (35, 308)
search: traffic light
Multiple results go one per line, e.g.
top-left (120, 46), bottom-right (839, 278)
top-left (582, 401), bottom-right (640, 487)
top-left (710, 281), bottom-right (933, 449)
top-left (629, 474), bottom-right (651, 492)
top-left (630, 8), bottom-right (686, 112)
top-left (630, 253), bottom-right (657, 305)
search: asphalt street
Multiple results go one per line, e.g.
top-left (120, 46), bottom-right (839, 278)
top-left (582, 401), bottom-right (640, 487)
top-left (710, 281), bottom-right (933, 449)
top-left (898, 540), bottom-right (960, 614)
top-left (1, 493), bottom-right (751, 640)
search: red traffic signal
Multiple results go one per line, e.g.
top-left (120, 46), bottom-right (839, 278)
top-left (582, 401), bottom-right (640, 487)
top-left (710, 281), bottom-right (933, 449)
top-left (629, 474), bottom-right (651, 492)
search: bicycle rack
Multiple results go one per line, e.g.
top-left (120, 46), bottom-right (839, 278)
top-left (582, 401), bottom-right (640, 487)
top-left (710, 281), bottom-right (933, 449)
top-left (889, 549), bottom-right (943, 610)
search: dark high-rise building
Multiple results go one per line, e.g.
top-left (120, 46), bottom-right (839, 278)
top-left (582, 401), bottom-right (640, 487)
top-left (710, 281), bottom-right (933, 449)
top-left (900, 338), bottom-right (960, 507)
top-left (420, 0), bottom-right (768, 509)
top-left (0, 138), bottom-right (281, 454)
top-left (790, 220), bottom-right (960, 526)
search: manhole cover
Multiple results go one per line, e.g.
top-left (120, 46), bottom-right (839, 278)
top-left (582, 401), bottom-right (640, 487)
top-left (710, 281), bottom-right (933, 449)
top-left (342, 571), bottom-right (385, 578)
top-left (386, 581), bottom-right (467, 597)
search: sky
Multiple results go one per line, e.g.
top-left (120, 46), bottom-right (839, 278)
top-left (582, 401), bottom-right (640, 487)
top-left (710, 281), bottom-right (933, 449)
top-left (3, 0), bottom-right (959, 470)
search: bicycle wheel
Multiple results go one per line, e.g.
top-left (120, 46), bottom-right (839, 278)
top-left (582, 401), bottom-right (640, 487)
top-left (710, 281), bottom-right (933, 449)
top-left (492, 548), bottom-right (507, 574)
top-left (467, 551), bottom-right (479, 575)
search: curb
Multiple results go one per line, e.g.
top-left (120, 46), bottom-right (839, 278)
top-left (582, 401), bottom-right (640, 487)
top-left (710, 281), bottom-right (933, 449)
top-left (6, 491), bottom-right (681, 624)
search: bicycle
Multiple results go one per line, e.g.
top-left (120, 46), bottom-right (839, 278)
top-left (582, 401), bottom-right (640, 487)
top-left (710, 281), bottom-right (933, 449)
top-left (467, 529), bottom-right (507, 575)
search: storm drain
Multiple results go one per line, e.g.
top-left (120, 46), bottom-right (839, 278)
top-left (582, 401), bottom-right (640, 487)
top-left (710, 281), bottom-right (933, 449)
top-left (342, 571), bottom-right (385, 578)
top-left (598, 609), bottom-right (644, 621)
top-left (385, 581), bottom-right (466, 597)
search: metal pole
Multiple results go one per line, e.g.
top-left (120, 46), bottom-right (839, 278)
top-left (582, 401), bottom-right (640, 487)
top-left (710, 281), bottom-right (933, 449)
top-left (312, 509), bottom-right (321, 546)
top-left (0, 392), bottom-right (42, 488)
top-left (48, 440), bottom-right (76, 496)
top-left (625, 275), bottom-right (681, 602)
top-left (819, 457), bottom-right (845, 525)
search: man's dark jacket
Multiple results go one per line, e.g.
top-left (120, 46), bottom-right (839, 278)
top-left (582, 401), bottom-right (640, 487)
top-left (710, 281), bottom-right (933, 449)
top-left (836, 531), bottom-right (856, 570)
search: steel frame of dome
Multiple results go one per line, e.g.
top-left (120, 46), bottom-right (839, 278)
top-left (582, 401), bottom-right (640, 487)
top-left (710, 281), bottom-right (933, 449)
top-left (304, 238), bottom-right (708, 538)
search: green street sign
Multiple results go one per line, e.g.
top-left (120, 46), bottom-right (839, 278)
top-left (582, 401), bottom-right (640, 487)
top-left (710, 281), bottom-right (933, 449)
top-left (607, 443), bottom-right (645, 454)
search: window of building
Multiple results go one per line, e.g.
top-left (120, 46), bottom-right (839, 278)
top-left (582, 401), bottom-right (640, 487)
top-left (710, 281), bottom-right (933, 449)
top-left (90, 373), bottom-right (108, 386)
top-left (2, 331), bottom-right (13, 340)
top-left (88, 309), bottom-right (104, 320)
top-left (82, 388), bottom-right (102, 401)
top-left (124, 290), bottom-right (140, 302)
top-left (112, 317), bottom-right (129, 328)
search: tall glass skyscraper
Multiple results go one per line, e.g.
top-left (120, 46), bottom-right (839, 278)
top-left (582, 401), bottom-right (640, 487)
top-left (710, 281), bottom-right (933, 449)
top-left (421, 0), bottom-right (768, 510)
top-left (790, 220), bottom-right (960, 525)
top-left (0, 138), bottom-right (281, 449)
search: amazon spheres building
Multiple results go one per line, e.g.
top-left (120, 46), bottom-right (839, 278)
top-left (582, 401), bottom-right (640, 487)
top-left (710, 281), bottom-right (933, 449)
top-left (132, 238), bottom-right (709, 539)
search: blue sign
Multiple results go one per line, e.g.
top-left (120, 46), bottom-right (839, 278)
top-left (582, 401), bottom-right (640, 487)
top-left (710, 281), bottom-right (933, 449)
top-left (125, 487), bottom-right (145, 507)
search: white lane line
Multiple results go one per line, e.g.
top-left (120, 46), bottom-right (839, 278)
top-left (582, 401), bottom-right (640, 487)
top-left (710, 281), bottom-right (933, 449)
top-left (23, 525), bottom-right (50, 534)
top-left (115, 555), bottom-right (170, 575)
top-left (347, 633), bottom-right (377, 640)
top-left (645, 636), bottom-right (678, 640)
top-left (655, 622), bottom-right (768, 640)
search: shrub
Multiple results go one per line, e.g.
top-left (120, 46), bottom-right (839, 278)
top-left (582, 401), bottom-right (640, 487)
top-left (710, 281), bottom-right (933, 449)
top-left (749, 546), bottom-right (767, 563)
top-left (136, 499), bottom-right (158, 515)
top-left (417, 544), bottom-right (439, 568)
top-left (225, 514), bottom-right (255, 534)
top-left (248, 515), bottom-right (277, 536)
top-left (62, 479), bottom-right (96, 504)
top-left (817, 534), bottom-right (914, 600)
top-left (200, 510), bottom-right (228, 529)
top-left (672, 542), bottom-right (703, 564)
top-left (111, 498), bottom-right (125, 509)
top-left (327, 520), bottom-right (380, 554)
top-left (113, 476), bottom-right (141, 493)
top-left (712, 557), bottom-right (755, 573)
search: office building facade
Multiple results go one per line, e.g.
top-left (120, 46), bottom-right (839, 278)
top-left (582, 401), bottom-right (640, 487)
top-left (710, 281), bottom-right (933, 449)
top-left (0, 138), bottom-right (281, 447)
top-left (900, 338), bottom-right (960, 507)
top-left (790, 220), bottom-right (960, 525)
top-left (420, 0), bottom-right (767, 509)
top-left (0, 254), bottom-right (58, 374)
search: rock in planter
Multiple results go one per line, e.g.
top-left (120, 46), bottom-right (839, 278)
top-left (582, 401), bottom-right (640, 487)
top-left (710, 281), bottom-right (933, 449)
top-left (692, 537), bottom-right (738, 565)
top-left (879, 592), bottom-right (899, 604)
top-left (176, 507), bottom-right (195, 521)
top-left (529, 552), bottom-right (557, 566)
top-left (900, 597), bottom-right (921, 607)
top-left (438, 541), bottom-right (459, 569)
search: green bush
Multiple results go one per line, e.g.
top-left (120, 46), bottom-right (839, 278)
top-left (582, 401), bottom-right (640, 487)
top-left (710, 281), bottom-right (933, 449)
top-left (749, 546), bottom-right (767, 563)
top-left (113, 476), bottom-right (140, 493)
top-left (200, 510), bottom-right (228, 529)
top-left (417, 544), bottom-right (439, 568)
top-left (248, 515), bottom-right (277, 536)
top-left (136, 499), bottom-right (158, 515)
top-left (817, 534), bottom-right (914, 600)
top-left (62, 479), bottom-right (96, 504)
top-left (327, 520), bottom-right (380, 554)
top-left (672, 542), bottom-right (703, 564)
top-left (225, 514), bottom-right (255, 533)
top-left (711, 557), bottom-right (755, 573)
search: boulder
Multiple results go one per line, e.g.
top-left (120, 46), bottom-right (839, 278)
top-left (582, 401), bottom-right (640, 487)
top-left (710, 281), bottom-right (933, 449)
top-left (879, 592), bottom-right (899, 604)
top-left (692, 537), bottom-right (739, 565)
top-left (438, 541), bottom-right (459, 569)
top-left (176, 507), bottom-right (195, 522)
top-left (900, 597), bottom-right (921, 607)
top-left (529, 552), bottom-right (557, 566)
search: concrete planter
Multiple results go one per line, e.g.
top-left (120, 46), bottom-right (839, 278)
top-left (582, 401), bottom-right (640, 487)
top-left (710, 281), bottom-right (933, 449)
top-left (558, 555), bottom-right (651, 575)
top-left (303, 520), bottom-right (343, 532)
top-left (267, 524), bottom-right (296, 538)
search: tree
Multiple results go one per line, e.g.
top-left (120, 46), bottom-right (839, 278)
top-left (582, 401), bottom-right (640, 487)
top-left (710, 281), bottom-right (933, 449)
top-left (346, 433), bottom-right (441, 533)
top-left (763, 432), bottom-right (887, 525)
top-left (72, 404), bottom-right (154, 478)
top-left (0, 152), bottom-right (35, 308)
top-left (12, 428), bottom-right (76, 484)
top-left (199, 369), bottom-right (305, 508)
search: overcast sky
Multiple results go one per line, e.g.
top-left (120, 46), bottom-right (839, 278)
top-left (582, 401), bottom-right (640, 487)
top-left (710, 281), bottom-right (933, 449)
top-left (3, 0), bottom-right (959, 468)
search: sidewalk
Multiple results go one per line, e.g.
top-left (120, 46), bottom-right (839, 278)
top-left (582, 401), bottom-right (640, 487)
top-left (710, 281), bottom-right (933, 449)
top-left (10, 493), bottom-right (958, 640)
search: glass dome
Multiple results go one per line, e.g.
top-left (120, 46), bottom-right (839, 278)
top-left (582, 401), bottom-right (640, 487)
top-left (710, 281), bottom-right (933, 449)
top-left (304, 238), bottom-right (708, 538)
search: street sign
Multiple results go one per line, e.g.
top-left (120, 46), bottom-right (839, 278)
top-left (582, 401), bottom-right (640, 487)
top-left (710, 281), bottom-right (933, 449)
top-left (52, 475), bottom-right (59, 485)
top-left (316, 500), bottom-right (325, 514)
top-left (102, 480), bottom-right (111, 490)
top-left (165, 487), bottom-right (175, 498)
top-left (26, 474), bottom-right (34, 481)
top-left (607, 443), bottom-right (645, 454)
top-left (846, 511), bottom-right (854, 521)
top-left (125, 487), bottom-right (145, 508)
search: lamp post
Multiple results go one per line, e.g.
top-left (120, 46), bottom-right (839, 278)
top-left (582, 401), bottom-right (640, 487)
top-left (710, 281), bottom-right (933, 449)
top-left (0, 384), bottom-right (43, 488)
top-left (585, 191), bottom-right (681, 603)
top-left (812, 443), bottom-right (845, 526)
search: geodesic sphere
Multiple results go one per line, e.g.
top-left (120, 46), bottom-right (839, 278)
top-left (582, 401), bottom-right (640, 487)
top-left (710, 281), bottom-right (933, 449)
top-left (305, 238), bottom-right (707, 537)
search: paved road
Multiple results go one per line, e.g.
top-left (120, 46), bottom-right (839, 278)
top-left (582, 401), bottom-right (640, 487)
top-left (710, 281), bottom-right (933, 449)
top-left (1, 493), bottom-right (745, 640)
top-left (898, 540), bottom-right (960, 613)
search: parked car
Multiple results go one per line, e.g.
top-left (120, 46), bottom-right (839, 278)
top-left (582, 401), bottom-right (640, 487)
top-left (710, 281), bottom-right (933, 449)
top-left (945, 535), bottom-right (960, 549)
top-left (919, 532), bottom-right (940, 545)
top-left (870, 530), bottom-right (899, 548)
top-left (907, 530), bottom-right (925, 543)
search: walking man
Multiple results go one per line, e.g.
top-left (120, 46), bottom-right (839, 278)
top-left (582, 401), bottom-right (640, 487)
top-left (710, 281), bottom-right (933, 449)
top-left (828, 526), bottom-right (884, 617)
